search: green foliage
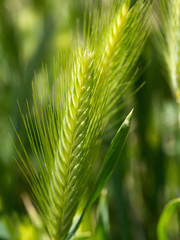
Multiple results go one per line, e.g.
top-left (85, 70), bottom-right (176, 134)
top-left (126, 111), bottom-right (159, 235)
top-left (0, 215), bottom-right (46, 240)
top-left (154, 1), bottom-right (180, 238)
top-left (157, 198), bottom-right (180, 240)
top-left (3, 0), bottom-right (180, 240)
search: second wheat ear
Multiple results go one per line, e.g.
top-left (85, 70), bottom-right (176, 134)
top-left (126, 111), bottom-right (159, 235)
top-left (12, 0), bottom-right (151, 239)
top-left (154, 0), bottom-right (180, 104)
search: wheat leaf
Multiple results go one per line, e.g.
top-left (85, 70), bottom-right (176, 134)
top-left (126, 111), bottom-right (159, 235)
top-left (67, 109), bottom-right (133, 240)
top-left (157, 198), bottom-right (180, 240)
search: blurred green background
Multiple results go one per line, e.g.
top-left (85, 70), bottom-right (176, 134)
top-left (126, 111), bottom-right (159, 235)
top-left (0, 0), bottom-right (180, 239)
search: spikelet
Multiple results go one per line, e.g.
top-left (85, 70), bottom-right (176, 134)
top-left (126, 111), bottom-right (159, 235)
top-left (94, 0), bottom-right (150, 123)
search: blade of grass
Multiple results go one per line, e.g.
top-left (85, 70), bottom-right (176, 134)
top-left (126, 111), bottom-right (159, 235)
top-left (67, 109), bottom-right (133, 240)
top-left (157, 198), bottom-right (180, 240)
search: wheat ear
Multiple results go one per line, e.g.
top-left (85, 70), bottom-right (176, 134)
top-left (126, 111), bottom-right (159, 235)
top-left (12, 1), bottom-right (150, 239)
top-left (154, 0), bottom-right (180, 103)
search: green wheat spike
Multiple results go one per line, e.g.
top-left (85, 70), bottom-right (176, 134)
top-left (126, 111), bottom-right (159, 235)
top-left (153, 0), bottom-right (180, 103)
top-left (12, 0), bottom-right (150, 239)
